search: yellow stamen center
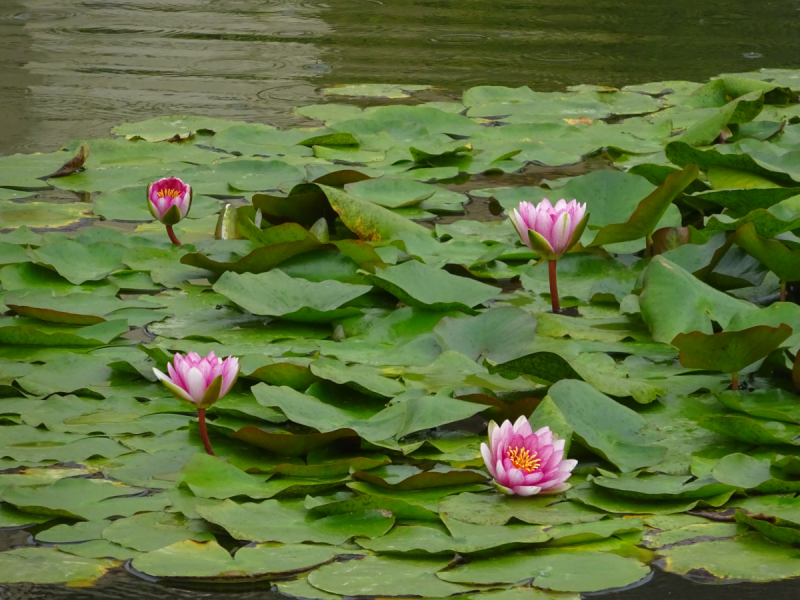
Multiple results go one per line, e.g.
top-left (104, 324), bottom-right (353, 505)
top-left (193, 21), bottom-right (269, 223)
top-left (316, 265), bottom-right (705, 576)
top-left (507, 446), bottom-right (541, 473)
top-left (157, 188), bottom-right (181, 199)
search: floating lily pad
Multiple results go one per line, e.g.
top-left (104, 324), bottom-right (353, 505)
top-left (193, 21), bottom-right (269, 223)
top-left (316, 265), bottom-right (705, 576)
top-left (0, 201), bottom-right (94, 230)
top-left (308, 555), bottom-right (470, 597)
top-left (212, 269), bottom-right (371, 322)
top-left (672, 324), bottom-right (792, 374)
top-left (196, 499), bottom-right (394, 544)
top-left (0, 547), bottom-right (115, 585)
top-left (438, 548), bottom-right (650, 593)
top-left (111, 115), bottom-right (244, 141)
top-left (639, 256), bottom-right (756, 343)
top-left (660, 531), bottom-right (800, 582)
top-left (132, 540), bottom-right (340, 579)
top-left (101, 511), bottom-right (216, 551)
top-left (547, 380), bottom-right (667, 473)
top-left (325, 84), bottom-right (431, 98)
top-left (365, 260), bottom-right (499, 315)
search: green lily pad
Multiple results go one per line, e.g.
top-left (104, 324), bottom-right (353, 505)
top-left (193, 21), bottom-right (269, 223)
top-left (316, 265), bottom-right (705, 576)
top-left (736, 222), bottom-right (800, 283)
top-left (434, 307), bottom-right (538, 364)
top-left (364, 260), bottom-right (499, 315)
top-left (196, 499), bottom-right (394, 544)
top-left (30, 240), bottom-right (126, 285)
top-left (439, 492), bottom-right (606, 526)
top-left (589, 164), bottom-right (699, 248)
top-left (132, 540), bottom-right (340, 579)
top-left (672, 324), bottom-right (792, 374)
top-left (212, 269), bottom-right (371, 322)
top-left (438, 548), bottom-right (649, 593)
top-left (0, 547), bottom-right (115, 585)
top-left (176, 453), bottom-right (275, 499)
top-left (591, 473), bottom-right (736, 500)
top-left (1, 477), bottom-right (154, 520)
top-left (309, 357), bottom-right (405, 398)
top-left (325, 84), bottom-right (431, 98)
top-left (716, 389), bottom-right (800, 424)
top-left (660, 531), bottom-right (800, 582)
top-left (111, 115), bottom-right (244, 141)
top-left (639, 256), bottom-right (756, 343)
top-left (547, 380), bottom-right (667, 472)
top-left (698, 413), bottom-right (800, 446)
top-left (0, 201), bottom-right (94, 230)
top-left (351, 464), bottom-right (488, 491)
top-left (712, 454), bottom-right (773, 489)
top-left (308, 555), bottom-right (470, 597)
top-left (317, 184), bottom-right (431, 242)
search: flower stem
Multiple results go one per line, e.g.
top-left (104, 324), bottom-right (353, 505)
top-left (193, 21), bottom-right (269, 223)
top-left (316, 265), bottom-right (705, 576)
top-left (781, 280), bottom-right (787, 302)
top-left (548, 260), bottom-right (560, 313)
top-left (731, 372), bottom-right (739, 391)
top-left (166, 224), bottom-right (182, 246)
top-left (197, 408), bottom-right (216, 456)
top-left (646, 235), bottom-right (653, 257)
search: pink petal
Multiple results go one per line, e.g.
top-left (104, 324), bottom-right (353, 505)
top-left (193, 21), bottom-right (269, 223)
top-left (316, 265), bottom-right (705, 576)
top-left (534, 206), bottom-right (554, 241)
top-left (507, 468), bottom-right (525, 486)
top-left (510, 485), bottom-right (542, 496)
top-left (523, 471), bottom-right (544, 485)
top-left (185, 367), bottom-right (208, 402)
top-left (219, 357), bottom-right (239, 396)
top-left (481, 443), bottom-right (496, 478)
top-left (550, 211), bottom-right (572, 255)
top-left (512, 415), bottom-right (532, 437)
top-left (495, 459), bottom-right (508, 485)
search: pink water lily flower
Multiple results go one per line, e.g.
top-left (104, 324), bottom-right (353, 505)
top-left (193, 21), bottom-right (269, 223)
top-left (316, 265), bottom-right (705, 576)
top-left (481, 416), bottom-right (577, 496)
top-left (147, 177), bottom-right (192, 225)
top-left (154, 351), bottom-right (239, 456)
top-left (510, 199), bottom-right (587, 260)
top-left (153, 351), bottom-right (238, 409)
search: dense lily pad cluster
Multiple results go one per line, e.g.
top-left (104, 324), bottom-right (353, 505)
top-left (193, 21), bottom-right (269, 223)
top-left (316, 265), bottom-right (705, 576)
top-left (4, 69), bottom-right (800, 593)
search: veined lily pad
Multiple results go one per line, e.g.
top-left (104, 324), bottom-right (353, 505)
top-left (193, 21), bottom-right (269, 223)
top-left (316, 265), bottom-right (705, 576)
top-left (0, 547), bottom-right (115, 585)
top-left (196, 499), bottom-right (394, 544)
top-left (364, 260), bottom-right (499, 315)
top-left (212, 269), bottom-right (372, 322)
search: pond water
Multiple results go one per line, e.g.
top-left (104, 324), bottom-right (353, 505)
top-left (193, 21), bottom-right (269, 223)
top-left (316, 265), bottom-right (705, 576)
top-left (2, 0), bottom-right (800, 155)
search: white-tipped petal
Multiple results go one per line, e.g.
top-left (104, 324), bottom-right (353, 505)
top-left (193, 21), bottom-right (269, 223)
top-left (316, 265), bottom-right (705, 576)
top-left (550, 211), bottom-right (572, 255)
top-left (480, 443), bottom-right (496, 477)
top-left (185, 367), bottom-right (208, 402)
top-left (540, 482), bottom-right (571, 494)
top-left (511, 485), bottom-right (542, 496)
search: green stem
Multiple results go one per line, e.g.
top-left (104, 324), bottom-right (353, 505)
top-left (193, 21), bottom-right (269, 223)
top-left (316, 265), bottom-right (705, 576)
top-left (197, 408), bottom-right (215, 456)
top-left (548, 260), bottom-right (560, 313)
top-left (731, 372), bottom-right (739, 391)
top-left (166, 224), bottom-right (182, 246)
top-left (781, 281), bottom-right (787, 302)
top-left (646, 235), bottom-right (653, 257)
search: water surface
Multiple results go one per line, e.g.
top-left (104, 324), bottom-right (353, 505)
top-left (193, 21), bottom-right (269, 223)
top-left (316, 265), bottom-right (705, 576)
top-left (2, 0), bottom-right (800, 154)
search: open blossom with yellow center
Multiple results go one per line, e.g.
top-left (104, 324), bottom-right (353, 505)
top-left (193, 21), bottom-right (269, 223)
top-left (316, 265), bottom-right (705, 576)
top-left (507, 446), bottom-right (541, 473)
top-left (147, 176), bottom-right (192, 225)
top-left (481, 416), bottom-right (577, 496)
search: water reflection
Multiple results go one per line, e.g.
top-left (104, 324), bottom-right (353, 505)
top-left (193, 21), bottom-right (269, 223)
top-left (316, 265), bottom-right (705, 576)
top-left (1, 0), bottom-right (800, 155)
top-left (0, 0), bottom-right (329, 154)
top-left (0, 0), bottom-right (42, 154)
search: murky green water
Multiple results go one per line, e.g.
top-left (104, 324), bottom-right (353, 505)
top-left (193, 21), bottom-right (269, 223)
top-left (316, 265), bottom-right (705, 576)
top-left (2, 0), bottom-right (800, 155)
